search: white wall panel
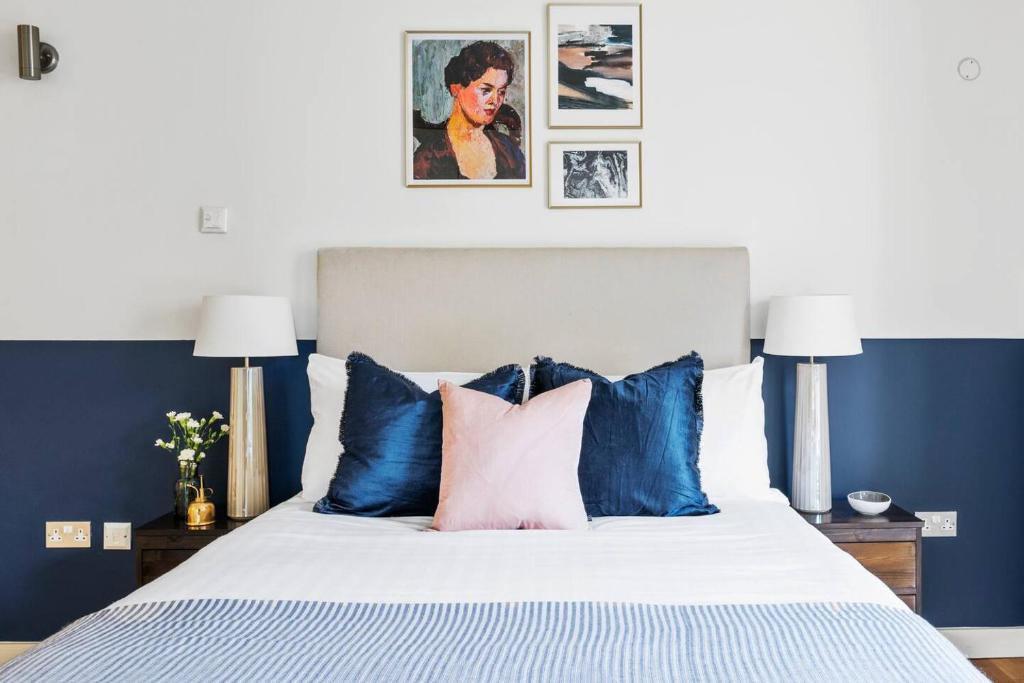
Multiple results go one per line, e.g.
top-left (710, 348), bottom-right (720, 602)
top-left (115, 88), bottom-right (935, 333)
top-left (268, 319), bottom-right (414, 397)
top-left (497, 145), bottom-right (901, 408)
top-left (0, 0), bottom-right (1021, 340)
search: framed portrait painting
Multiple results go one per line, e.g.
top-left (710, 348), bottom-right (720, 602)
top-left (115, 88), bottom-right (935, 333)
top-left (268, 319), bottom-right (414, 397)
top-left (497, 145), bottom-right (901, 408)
top-left (406, 31), bottom-right (532, 187)
top-left (548, 4), bottom-right (642, 128)
top-left (548, 141), bottom-right (642, 208)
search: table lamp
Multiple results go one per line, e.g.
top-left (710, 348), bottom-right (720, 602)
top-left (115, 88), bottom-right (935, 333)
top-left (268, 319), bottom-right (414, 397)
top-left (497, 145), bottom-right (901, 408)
top-left (193, 295), bottom-right (298, 519)
top-left (763, 295), bottom-right (862, 513)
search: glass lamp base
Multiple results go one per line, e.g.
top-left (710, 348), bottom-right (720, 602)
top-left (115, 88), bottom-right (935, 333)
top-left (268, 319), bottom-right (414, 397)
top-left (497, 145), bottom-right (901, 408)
top-left (792, 362), bottom-right (831, 514)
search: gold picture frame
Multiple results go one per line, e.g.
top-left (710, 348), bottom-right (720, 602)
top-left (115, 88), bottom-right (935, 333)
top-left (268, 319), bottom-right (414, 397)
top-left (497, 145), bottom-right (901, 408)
top-left (547, 4), bottom-right (643, 129)
top-left (405, 31), bottom-right (533, 187)
top-left (548, 141), bottom-right (642, 208)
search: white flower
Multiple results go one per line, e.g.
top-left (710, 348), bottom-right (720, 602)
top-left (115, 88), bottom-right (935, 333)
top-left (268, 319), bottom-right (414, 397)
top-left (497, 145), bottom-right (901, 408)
top-left (155, 439), bottom-right (164, 447)
top-left (212, 411), bottom-right (223, 421)
top-left (220, 424), bottom-right (230, 433)
top-left (187, 419), bottom-right (200, 430)
top-left (176, 412), bottom-right (192, 422)
top-left (178, 449), bottom-right (195, 461)
top-left (166, 411), bottom-right (177, 419)
top-left (198, 452), bottom-right (206, 460)
top-left (191, 435), bottom-right (201, 444)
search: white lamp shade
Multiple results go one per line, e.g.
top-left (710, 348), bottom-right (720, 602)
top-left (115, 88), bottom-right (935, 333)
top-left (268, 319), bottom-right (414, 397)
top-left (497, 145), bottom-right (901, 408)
top-left (763, 295), bottom-right (862, 357)
top-left (193, 295), bottom-right (298, 358)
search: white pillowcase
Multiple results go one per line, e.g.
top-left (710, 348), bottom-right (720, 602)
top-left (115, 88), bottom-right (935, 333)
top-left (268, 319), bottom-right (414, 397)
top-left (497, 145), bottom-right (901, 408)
top-left (606, 357), bottom-right (770, 502)
top-left (304, 353), bottom-right (770, 503)
top-left (301, 353), bottom-right (480, 501)
top-left (699, 357), bottom-right (771, 501)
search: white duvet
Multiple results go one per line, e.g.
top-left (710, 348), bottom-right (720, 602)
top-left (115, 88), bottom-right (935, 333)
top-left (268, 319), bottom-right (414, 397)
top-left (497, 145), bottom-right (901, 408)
top-left (119, 490), bottom-right (904, 611)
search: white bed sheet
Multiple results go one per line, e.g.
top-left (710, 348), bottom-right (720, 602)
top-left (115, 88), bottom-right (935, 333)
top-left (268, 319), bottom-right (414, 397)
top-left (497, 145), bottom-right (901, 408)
top-left (118, 490), bottom-right (904, 610)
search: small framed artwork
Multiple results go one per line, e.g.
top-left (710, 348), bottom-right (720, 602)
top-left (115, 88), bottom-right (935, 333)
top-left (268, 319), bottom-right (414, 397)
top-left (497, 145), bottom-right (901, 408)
top-left (405, 31), bottom-right (532, 187)
top-left (548, 141), bottom-right (642, 208)
top-left (548, 4), bottom-right (642, 128)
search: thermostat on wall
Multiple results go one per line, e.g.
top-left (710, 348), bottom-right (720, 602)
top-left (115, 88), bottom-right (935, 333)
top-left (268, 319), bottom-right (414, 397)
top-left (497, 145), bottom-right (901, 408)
top-left (957, 57), bottom-right (980, 81)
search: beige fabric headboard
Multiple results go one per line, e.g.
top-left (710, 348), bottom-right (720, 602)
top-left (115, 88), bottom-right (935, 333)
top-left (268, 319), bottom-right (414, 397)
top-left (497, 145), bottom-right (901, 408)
top-left (317, 248), bottom-right (750, 374)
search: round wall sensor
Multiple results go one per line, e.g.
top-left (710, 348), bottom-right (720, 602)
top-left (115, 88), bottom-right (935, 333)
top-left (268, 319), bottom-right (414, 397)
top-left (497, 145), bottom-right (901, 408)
top-left (957, 57), bottom-right (980, 81)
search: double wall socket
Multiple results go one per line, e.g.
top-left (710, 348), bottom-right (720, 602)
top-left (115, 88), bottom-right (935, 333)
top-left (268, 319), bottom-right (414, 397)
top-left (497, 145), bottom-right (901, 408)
top-left (45, 521), bottom-right (91, 548)
top-left (917, 511), bottom-right (957, 537)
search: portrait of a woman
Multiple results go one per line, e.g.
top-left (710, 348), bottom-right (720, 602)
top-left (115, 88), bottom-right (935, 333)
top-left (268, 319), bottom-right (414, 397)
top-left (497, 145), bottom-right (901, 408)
top-left (407, 33), bottom-right (531, 186)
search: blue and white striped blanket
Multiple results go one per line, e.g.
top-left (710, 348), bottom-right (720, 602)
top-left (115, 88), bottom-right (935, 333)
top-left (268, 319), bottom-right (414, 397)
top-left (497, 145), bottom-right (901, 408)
top-left (0, 600), bottom-right (983, 682)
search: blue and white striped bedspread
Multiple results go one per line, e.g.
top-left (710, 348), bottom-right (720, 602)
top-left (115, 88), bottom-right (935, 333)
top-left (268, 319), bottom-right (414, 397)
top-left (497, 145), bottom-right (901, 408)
top-left (1, 600), bottom-right (983, 682)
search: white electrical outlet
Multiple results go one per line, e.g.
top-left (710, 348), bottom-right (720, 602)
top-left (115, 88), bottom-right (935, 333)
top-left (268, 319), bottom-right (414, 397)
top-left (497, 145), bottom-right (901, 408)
top-left (103, 522), bottom-right (132, 550)
top-left (45, 521), bottom-right (91, 548)
top-left (917, 511), bottom-right (957, 537)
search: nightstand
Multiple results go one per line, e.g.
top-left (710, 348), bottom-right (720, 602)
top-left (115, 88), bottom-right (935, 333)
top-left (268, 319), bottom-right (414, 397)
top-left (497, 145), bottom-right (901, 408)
top-left (798, 499), bottom-right (923, 613)
top-left (134, 513), bottom-right (248, 587)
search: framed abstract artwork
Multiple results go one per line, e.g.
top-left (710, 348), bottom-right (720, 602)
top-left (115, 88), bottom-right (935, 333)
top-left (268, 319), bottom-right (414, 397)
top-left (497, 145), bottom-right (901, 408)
top-left (548, 4), bottom-right (642, 128)
top-left (405, 31), bottom-right (532, 187)
top-left (548, 141), bottom-right (642, 208)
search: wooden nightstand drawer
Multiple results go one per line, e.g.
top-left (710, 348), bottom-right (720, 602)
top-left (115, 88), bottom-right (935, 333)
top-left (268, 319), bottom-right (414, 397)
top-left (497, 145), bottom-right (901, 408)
top-left (135, 512), bottom-right (248, 587)
top-left (799, 500), bottom-right (923, 613)
top-left (139, 549), bottom-right (197, 586)
top-left (835, 541), bottom-right (917, 593)
top-left (819, 527), bottom-right (918, 544)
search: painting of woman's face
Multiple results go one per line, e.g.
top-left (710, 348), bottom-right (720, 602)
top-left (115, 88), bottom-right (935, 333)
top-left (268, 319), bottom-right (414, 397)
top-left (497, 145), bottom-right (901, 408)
top-left (406, 32), bottom-right (531, 187)
top-left (450, 67), bottom-right (509, 127)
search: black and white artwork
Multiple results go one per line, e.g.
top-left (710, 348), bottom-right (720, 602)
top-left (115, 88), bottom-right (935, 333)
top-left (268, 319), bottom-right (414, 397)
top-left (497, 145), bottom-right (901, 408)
top-left (548, 142), bottom-right (641, 208)
top-left (548, 5), bottom-right (642, 128)
top-left (563, 150), bottom-right (628, 199)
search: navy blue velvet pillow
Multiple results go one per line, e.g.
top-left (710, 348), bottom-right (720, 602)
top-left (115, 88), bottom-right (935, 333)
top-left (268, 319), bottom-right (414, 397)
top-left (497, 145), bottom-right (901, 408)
top-left (314, 352), bottom-right (525, 517)
top-left (530, 353), bottom-right (718, 518)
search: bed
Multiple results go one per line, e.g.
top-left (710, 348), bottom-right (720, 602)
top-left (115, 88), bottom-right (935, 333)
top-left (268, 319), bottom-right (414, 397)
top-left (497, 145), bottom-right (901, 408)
top-left (1, 248), bottom-right (983, 682)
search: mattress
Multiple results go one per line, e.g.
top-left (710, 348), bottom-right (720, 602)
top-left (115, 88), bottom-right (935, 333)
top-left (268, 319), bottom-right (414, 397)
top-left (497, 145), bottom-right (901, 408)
top-left (2, 492), bottom-right (983, 682)
top-left (121, 491), bottom-right (901, 609)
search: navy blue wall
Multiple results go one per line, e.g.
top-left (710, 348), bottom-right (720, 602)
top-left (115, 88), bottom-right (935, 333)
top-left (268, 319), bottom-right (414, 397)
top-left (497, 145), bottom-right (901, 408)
top-left (754, 339), bottom-right (1024, 627)
top-left (1, 339), bottom-right (1022, 639)
top-left (0, 341), bottom-right (315, 641)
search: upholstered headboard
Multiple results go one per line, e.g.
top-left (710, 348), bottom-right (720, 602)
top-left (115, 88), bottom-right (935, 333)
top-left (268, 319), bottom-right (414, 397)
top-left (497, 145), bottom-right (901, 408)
top-left (317, 248), bottom-right (750, 373)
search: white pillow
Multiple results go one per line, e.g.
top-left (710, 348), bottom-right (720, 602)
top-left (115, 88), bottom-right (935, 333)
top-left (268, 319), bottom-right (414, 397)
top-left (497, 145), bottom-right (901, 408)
top-left (300, 353), bottom-right (480, 501)
top-left (605, 357), bottom-right (770, 501)
top-left (699, 357), bottom-right (772, 501)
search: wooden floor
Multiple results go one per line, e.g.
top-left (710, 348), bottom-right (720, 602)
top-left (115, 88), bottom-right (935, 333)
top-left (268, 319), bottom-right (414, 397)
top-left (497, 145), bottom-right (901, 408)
top-left (974, 658), bottom-right (1024, 682)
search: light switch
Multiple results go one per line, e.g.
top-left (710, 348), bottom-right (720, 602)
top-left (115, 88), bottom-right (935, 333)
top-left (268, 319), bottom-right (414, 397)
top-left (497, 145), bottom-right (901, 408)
top-left (103, 522), bottom-right (132, 550)
top-left (200, 206), bottom-right (228, 234)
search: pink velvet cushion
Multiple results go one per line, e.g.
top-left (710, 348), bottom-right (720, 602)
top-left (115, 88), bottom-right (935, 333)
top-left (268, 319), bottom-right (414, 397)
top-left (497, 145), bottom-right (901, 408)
top-left (432, 378), bottom-right (592, 531)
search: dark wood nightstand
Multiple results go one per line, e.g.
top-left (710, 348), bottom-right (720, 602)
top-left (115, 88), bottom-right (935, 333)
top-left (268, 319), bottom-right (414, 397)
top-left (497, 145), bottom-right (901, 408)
top-left (134, 513), bottom-right (248, 587)
top-left (798, 499), bottom-right (923, 613)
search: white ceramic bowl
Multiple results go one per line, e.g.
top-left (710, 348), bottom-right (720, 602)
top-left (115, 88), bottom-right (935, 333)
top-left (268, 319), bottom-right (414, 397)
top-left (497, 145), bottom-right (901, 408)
top-left (848, 490), bottom-right (892, 515)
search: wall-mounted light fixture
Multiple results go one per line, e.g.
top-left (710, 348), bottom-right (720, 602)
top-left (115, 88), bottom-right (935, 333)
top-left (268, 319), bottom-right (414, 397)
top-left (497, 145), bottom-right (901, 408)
top-left (18, 25), bottom-right (59, 80)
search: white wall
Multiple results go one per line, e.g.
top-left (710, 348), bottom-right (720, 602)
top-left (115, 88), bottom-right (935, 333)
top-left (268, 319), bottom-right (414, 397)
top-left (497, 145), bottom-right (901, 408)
top-left (1, 0), bottom-right (1021, 340)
